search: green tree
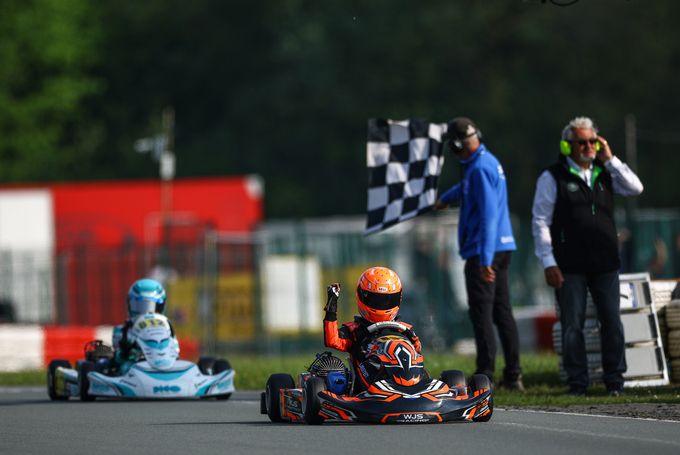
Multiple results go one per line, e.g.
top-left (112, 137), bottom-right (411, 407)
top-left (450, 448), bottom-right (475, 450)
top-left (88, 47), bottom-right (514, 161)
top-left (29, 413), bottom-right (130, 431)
top-left (3, 0), bottom-right (680, 216)
top-left (0, 0), bottom-right (103, 181)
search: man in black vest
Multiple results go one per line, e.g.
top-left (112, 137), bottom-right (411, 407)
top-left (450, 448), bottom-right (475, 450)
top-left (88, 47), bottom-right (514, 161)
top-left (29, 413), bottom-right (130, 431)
top-left (531, 116), bottom-right (643, 396)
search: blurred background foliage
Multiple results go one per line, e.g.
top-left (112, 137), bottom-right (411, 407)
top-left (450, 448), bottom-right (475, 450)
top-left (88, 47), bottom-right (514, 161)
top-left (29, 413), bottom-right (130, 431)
top-left (1, 0), bottom-right (679, 217)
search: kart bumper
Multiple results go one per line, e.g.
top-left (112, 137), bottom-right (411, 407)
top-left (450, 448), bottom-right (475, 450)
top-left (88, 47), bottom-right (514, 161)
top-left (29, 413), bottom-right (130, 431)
top-left (319, 389), bottom-right (493, 423)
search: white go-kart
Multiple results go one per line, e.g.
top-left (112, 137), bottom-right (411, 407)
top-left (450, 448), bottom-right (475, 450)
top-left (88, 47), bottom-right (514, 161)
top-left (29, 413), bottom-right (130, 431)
top-left (47, 313), bottom-right (235, 401)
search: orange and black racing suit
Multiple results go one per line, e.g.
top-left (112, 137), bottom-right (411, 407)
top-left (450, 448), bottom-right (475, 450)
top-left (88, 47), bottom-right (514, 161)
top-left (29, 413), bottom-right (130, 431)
top-left (323, 314), bottom-right (422, 394)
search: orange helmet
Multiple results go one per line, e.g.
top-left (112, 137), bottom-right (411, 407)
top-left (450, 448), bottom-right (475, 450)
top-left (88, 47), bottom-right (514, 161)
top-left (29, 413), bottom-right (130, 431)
top-left (356, 266), bottom-right (402, 323)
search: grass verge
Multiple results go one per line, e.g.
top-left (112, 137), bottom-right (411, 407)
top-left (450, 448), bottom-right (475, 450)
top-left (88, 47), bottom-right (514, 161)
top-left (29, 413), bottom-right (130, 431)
top-left (4, 352), bottom-right (679, 406)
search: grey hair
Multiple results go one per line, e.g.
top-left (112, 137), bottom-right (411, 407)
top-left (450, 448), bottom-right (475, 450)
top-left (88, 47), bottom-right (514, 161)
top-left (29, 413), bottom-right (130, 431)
top-left (561, 116), bottom-right (598, 141)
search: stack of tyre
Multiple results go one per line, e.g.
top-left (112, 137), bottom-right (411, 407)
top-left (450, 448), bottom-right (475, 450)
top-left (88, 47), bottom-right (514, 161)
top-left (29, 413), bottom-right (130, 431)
top-left (552, 300), bottom-right (604, 383)
top-left (664, 300), bottom-right (680, 383)
top-left (651, 280), bottom-right (676, 354)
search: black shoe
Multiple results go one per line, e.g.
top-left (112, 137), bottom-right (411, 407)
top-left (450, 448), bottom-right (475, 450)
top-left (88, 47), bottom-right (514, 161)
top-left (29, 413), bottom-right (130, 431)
top-left (499, 375), bottom-right (525, 392)
top-left (606, 384), bottom-right (624, 397)
top-left (567, 385), bottom-right (587, 397)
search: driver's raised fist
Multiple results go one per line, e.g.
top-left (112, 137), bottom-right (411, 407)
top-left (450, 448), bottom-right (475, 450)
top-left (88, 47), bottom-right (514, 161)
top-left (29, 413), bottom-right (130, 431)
top-left (327, 283), bottom-right (341, 298)
top-left (325, 283), bottom-right (341, 314)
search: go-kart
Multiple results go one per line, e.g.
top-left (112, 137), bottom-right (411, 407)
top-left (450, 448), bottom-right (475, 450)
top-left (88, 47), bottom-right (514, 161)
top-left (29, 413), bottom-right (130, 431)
top-left (47, 313), bottom-right (235, 401)
top-left (261, 321), bottom-right (492, 424)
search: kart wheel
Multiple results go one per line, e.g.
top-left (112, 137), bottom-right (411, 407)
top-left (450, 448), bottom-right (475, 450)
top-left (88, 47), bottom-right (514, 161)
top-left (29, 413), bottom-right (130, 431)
top-left (198, 356), bottom-right (216, 375)
top-left (260, 392), bottom-right (268, 414)
top-left (303, 376), bottom-right (326, 425)
top-left (469, 374), bottom-right (493, 422)
top-left (79, 361), bottom-right (96, 402)
top-left (265, 373), bottom-right (295, 422)
top-left (440, 370), bottom-right (466, 388)
top-left (469, 373), bottom-right (491, 393)
top-left (47, 360), bottom-right (70, 401)
top-left (213, 359), bottom-right (232, 400)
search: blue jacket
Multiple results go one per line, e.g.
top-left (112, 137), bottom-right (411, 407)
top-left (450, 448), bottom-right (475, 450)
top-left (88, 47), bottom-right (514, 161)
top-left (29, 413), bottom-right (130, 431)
top-left (439, 144), bottom-right (516, 266)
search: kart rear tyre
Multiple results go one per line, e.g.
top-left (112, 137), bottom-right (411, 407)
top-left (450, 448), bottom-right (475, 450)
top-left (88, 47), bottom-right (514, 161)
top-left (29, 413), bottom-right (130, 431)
top-left (213, 358), bottom-right (232, 373)
top-left (47, 359), bottom-right (71, 401)
top-left (303, 376), bottom-right (326, 425)
top-left (198, 356), bottom-right (216, 375)
top-left (213, 359), bottom-right (232, 400)
top-left (469, 374), bottom-right (493, 422)
top-left (265, 373), bottom-right (295, 422)
top-left (440, 370), bottom-right (466, 388)
top-left (79, 360), bottom-right (96, 402)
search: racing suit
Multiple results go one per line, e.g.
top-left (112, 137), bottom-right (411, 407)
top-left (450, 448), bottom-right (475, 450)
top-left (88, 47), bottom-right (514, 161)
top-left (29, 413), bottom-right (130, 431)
top-left (323, 314), bottom-right (421, 393)
top-left (110, 320), bottom-right (141, 375)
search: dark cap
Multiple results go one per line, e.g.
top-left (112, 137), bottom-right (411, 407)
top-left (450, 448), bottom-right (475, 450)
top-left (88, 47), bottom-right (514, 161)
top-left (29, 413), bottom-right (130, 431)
top-left (442, 117), bottom-right (478, 141)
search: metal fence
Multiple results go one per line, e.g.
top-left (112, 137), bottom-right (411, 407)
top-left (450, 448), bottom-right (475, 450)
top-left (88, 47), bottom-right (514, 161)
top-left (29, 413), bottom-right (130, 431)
top-left (1, 209), bottom-right (678, 355)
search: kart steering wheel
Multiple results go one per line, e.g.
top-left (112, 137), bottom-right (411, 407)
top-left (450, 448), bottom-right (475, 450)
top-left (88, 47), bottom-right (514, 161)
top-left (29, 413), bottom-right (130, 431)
top-left (366, 321), bottom-right (409, 333)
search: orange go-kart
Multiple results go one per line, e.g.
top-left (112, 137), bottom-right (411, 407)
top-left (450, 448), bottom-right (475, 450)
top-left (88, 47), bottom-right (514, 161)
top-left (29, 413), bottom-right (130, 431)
top-left (261, 321), bottom-right (493, 424)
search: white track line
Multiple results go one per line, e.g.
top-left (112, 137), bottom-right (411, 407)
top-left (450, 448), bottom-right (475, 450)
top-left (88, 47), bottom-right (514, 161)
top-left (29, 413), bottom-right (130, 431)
top-left (500, 407), bottom-right (680, 424)
top-left (495, 420), bottom-right (680, 448)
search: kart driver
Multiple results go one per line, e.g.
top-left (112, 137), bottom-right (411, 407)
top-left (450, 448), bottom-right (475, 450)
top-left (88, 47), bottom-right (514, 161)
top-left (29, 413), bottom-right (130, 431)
top-left (323, 266), bottom-right (422, 393)
top-left (110, 278), bottom-right (175, 374)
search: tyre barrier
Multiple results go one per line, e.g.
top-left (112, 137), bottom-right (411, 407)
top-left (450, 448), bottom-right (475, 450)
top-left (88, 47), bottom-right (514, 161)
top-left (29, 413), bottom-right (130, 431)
top-left (665, 300), bottom-right (680, 329)
top-left (671, 359), bottom-right (680, 383)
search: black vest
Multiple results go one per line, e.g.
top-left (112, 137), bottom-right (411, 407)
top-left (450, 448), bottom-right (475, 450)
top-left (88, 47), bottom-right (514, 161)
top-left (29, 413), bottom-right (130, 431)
top-left (547, 156), bottom-right (620, 274)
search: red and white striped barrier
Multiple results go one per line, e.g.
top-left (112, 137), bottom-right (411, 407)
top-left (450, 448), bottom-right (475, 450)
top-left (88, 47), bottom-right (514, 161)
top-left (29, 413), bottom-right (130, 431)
top-left (0, 325), bottom-right (113, 372)
top-left (0, 325), bottom-right (200, 371)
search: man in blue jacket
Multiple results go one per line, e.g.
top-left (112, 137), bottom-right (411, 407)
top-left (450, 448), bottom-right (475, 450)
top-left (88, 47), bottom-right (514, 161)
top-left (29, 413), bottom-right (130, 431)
top-left (436, 117), bottom-right (523, 390)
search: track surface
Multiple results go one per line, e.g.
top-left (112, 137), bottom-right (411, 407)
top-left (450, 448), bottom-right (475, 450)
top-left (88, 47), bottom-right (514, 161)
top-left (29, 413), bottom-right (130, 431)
top-left (1, 388), bottom-right (679, 455)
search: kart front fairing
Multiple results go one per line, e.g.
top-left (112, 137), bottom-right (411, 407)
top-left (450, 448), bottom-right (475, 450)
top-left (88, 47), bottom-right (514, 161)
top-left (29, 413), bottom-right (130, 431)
top-left (84, 360), bottom-right (234, 398)
top-left (318, 378), bottom-right (492, 423)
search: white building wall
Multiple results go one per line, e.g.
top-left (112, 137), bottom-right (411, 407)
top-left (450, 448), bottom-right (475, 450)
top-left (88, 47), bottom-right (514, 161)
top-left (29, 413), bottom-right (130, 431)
top-left (0, 190), bottom-right (55, 322)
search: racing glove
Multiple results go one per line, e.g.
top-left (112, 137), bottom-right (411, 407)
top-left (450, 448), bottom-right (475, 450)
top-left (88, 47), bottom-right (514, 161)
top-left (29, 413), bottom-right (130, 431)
top-left (324, 283), bottom-right (341, 321)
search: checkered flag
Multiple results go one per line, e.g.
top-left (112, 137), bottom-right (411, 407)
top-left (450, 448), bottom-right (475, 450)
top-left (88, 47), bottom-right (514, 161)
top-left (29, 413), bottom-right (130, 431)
top-left (365, 118), bottom-right (446, 234)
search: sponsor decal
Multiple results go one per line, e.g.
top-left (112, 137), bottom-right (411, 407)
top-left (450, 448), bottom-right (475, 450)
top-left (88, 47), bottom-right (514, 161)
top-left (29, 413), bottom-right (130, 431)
top-left (386, 412), bottom-right (433, 423)
top-left (137, 318), bottom-right (166, 330)
top-left (359, 363), bottom-right (370, 379)
top-left (567, 182), bottom-right (579, 192)
top-left (286, 396), bottom-right (301, 411)
top-left (153, 385), bottom-right (181, 394)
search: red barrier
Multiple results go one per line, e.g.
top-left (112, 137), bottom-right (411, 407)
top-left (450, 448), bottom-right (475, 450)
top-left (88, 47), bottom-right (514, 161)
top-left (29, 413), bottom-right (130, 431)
top-left (43, 326), bottom-right (95, 365)
top-left (42, 325), bottom-right (201, 366)
top-left (534, 312), bottom-right (558, 352)
top-left (179, 338), bottom-right (200, 362)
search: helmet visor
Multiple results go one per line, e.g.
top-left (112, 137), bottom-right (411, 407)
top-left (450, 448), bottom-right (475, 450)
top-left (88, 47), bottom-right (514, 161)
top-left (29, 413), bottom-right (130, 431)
top-left (129, 296), bottom-right (160, 316)
top-left (357, 287), bottom-right (401, 310)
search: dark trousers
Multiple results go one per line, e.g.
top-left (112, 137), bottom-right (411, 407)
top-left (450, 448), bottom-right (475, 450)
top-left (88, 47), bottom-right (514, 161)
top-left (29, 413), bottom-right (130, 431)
top-left (464, 251), bottom-right (521, 382)
top-left (557, 270), bottom-right (626, 388)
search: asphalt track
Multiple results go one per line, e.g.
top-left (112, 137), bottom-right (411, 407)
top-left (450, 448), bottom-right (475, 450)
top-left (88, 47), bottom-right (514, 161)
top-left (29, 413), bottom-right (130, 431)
top-left (1, 388), bottom-right (679, 455)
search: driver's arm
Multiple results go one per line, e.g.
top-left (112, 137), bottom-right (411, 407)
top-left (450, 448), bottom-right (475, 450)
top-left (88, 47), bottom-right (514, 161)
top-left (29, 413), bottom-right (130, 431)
top-left (323, 282), bottom-right (353, 351)
top-left (324, 319), bottom-right (353, 352)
